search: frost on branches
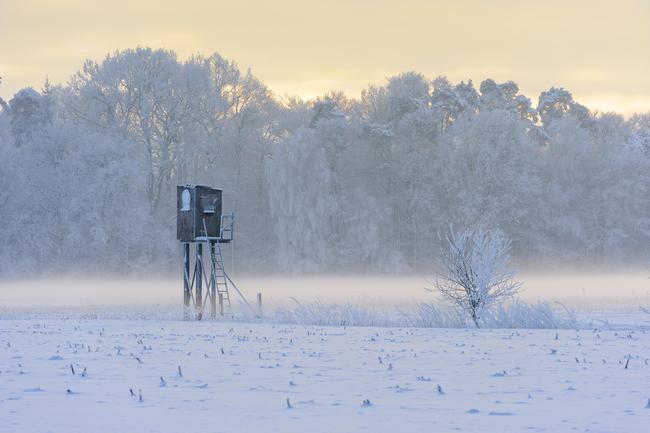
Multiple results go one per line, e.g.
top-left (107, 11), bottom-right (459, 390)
top-left (435, 228), bottom-right (521, 328)
top-left (1, 49), bottom-right (650, 275)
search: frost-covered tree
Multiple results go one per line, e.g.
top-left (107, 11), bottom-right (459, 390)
top-left (0, 94), bottom-right (23, 274)
top-left (266, 127), bottom-right (337, 272)
top-left (60, 48), bottom-right (278, 271)
top-left (435, 228), bottom-right (521, 328)
top-left (479, 79), bottom-right (537, 122)
top-left (385, 72), bottom-right (430, 122)
top-left (0, 85), bottom-right (151, 275)
top-left (1, 53), bottom-right (650, 276)
top-left (8, 87), bottom-right (51, 146)
top-left (537, 113), bottom-right (650, 262)
top-left (267, 94), bottom-right (400, 272)
top-left (431, 76), bottom-right (479, 130)
top-left (537, 87), bottom-right (591, 130)
top-left (627, 113), bottom-right (650, 155)
top-left (427, 108), bottom-right (542, 260)
top-left (64, 48), bottom-right (189, 212)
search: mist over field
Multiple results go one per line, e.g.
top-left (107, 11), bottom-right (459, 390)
top-left (1, 272), bottom-right (648, 311)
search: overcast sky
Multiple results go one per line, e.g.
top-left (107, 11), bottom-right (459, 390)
top-left (1, 0), bottom-right (649, 114)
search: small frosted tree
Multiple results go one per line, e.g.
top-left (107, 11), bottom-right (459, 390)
top-left (435, 228), bottom-right (521, 328)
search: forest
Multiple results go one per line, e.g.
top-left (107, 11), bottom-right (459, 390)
top-left (0, 47), bottom-right (649, 276)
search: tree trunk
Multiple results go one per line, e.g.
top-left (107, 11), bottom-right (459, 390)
top-left (470, 310), bottom-right (480, 329)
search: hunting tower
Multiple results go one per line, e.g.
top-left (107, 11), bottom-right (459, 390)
top-left (177, 184), bottom-right (249, 320)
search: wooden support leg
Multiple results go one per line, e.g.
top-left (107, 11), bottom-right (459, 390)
top-left (196, 243), bottom-right (203, 320)
top-left (183, 243), bottom-right (191, 320)
top-left (210, 242), bottom-right (217, 319)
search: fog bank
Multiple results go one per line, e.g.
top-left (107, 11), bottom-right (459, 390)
top-left (1, 272), bottom-right (648, 310)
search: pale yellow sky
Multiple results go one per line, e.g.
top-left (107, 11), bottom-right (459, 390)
top-left (1, 0), bottom-right (650, 113)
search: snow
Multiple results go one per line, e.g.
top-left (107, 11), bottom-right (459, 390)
top-left (1, 318), bottom-right (649, 432)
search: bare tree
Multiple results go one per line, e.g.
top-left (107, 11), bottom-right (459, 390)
top-left (435, 227), bottom-right (521, 328)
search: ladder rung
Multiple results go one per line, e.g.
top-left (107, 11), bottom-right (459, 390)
top-left (203, 242), bottom-right (233, 314)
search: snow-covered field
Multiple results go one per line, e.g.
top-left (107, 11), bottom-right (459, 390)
top-left (1, 318), bottom-right (649, 433)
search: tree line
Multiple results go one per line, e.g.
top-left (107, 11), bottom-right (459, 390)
top-left (0, 47), bottom-right (648, 276)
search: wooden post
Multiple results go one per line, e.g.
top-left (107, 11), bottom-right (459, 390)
top-left (209, 242), bottom-right (217, 319)
top-left (183, 243), bottom-right (191, 320)
top-left (218, 293), bottom-right (224, 316)
top-left (256, 292), bottom-right (262, 316)
top-left (195, 243), bottom-right (203, 320)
